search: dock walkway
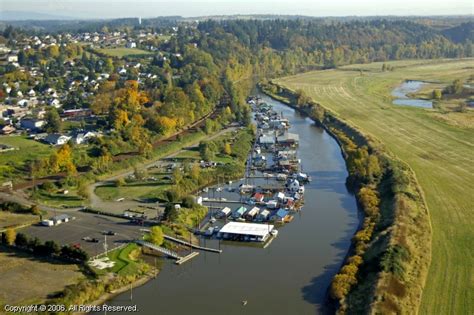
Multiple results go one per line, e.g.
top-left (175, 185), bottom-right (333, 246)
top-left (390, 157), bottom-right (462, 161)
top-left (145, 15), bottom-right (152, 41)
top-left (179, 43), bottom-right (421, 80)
top-left (164, 235), bottom-right (222, 253)
top-left (136, 240), bottom-right (181, 259)
top-left (203, 199), bottom-right (243, 204)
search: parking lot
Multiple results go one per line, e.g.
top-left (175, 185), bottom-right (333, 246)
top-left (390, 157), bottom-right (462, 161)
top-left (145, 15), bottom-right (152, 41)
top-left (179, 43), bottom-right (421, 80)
top-left (21, 210), bottom-right (145, 257)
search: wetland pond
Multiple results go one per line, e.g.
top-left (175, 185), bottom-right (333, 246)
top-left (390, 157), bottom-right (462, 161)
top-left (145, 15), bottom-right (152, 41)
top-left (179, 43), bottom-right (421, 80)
top-left (392, 80), bottom-right (433, 108)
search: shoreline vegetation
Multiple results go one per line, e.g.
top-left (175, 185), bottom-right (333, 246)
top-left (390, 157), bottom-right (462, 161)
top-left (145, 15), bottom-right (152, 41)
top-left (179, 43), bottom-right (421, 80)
top-left (260, 81), bottom-right (431, 314)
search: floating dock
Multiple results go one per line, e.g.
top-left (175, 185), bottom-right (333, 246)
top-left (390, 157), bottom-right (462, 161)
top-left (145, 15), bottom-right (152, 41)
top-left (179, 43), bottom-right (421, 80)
top-left (176, 252), bottom-right (200, 265)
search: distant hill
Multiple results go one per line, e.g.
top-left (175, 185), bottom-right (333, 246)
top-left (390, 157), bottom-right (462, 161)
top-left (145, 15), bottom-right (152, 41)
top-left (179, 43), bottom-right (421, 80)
top-left (0, 10), bottom-right (74, 21)
top-left (442, 22), bottom-right (474, 43)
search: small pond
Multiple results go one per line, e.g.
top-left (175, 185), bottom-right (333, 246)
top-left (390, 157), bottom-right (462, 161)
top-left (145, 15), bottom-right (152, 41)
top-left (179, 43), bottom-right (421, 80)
top-left (392, 80), bottom-right (433, 108)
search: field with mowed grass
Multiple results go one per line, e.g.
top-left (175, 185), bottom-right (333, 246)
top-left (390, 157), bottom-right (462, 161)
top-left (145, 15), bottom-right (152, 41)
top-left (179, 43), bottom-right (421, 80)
top-left (0, 136), bottom-right (53, 182)
top-left (96, 47), bottom-right (152, 57)
top-left (276, 58), bottom-right (474, 315)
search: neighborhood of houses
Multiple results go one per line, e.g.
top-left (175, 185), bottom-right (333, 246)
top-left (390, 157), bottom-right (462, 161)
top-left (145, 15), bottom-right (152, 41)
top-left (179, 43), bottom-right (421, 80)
top-left (0, 26), bottom-right (185, 148)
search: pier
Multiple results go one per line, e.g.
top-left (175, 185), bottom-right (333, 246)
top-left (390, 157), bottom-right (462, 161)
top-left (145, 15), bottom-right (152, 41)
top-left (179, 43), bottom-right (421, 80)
top-left (164, 235), bottom-right (222, 253)
top-left (135, 240), bottom-right (201, 265)
top-left (176, 252), bottom-right (200, 265)
top-left (136, 240), bottom-right (181, 259)
top-left (138, 232), bottom-right (222, 253)
top-left (202, 198), bottom-right (243, 204)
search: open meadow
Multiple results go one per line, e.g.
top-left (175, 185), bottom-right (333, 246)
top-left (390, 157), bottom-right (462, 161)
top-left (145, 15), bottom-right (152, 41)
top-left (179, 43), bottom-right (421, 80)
top-left (0, 136), bottom-right (53, 183)
top-left (96, 47), bottom-right (152, 57)
top-left (276, 58), bottom-right (474, 315)
top-left (0, 249), bottom-right (83, 305)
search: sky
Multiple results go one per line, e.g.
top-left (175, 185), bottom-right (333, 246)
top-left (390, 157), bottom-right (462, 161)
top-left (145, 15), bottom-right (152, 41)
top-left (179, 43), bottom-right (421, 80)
top-left (1, 0), bottom-right (473, 19)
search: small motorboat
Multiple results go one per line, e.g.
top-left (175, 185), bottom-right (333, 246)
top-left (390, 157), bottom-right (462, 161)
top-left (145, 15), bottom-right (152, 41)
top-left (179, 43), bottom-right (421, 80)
top-left (241, 300), bottom-right (248, 306)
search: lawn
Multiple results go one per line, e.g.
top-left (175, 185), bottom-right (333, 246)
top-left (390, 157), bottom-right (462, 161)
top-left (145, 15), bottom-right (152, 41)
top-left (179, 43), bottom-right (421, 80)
top-left (33, 190), bottom-right (85, 208)
top-left (105, 243), bottom-right (142, 276)
top-left (95, 180), bottom-right (171, 201)
top-left (0, 136), bottom-right (53, 182)
top-left (276, 58), bottom-right (474, 314)
top-left (97, 47), bottom-right (153, 57)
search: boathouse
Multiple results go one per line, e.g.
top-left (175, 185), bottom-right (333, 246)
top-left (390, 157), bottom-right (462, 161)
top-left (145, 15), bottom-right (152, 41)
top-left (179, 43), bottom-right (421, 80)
top-left (218, 222), bottom-right (275, 242)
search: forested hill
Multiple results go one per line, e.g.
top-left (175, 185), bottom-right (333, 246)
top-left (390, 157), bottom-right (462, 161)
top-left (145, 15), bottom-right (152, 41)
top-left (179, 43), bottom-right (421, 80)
top-left (441, 22), bottom-right (474, 43)
top-left (196, 19), bottom-right (472, 66)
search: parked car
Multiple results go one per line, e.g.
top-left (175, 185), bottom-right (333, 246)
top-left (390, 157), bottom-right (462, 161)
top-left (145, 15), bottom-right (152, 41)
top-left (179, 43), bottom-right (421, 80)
top-left (102, 231), bottom-right (117, 236)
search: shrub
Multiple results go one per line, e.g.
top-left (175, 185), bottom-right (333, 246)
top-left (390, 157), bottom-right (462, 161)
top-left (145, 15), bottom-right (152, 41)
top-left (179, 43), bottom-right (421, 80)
top-left (380, 245), bottom-right (410, 279)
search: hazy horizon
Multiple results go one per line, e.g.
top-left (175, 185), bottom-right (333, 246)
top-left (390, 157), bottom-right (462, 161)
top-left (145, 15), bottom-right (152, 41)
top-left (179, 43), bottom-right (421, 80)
top-left (1, 0), bottom-right (473, 20)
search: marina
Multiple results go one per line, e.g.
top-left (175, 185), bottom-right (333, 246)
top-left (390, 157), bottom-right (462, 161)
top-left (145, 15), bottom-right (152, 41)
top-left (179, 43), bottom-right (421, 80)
top-left (102, 92), bottom-right (359, 314)
top-left (197, 96), bottom-right (311, 243)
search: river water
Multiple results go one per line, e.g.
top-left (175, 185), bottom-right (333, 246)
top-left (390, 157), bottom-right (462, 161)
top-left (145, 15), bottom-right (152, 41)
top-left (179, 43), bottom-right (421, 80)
top-left (100, 94), bottom-right (359, 315)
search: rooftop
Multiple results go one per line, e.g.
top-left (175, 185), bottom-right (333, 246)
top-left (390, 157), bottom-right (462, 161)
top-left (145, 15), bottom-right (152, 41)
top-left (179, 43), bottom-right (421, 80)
top-left (219, 222), bottom-right (274, 237)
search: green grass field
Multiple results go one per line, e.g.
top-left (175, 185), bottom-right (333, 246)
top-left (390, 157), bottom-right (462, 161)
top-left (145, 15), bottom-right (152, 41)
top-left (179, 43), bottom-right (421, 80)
top-left (0, 136), bottom-right (53, 182)
top-left (97, 47), bottom-right (152, 57)
top-left (95, 178), bottom-right (171, 201)
top-left (33, 190), bottom-right (84, 208)
top-left (105, 243), bottom-right (142, 276)
top-left (276, 58), bottom-right (474, 315)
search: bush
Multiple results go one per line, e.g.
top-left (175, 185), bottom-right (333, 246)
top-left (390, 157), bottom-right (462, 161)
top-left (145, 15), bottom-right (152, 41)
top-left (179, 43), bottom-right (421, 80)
top-left (182, 195), bottom-right (197, 208)
top-left (380, 245), bottom-right (410, 279)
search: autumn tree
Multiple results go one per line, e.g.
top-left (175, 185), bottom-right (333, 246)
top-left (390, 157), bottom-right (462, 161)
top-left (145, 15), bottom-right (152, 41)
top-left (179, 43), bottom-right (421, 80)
top-left (148, 226), bottom-right (164, 245)
top-left (432, 89), bottom-right (442, 100)
top-left (30, 204), bottom-right (41, 216)
top-left (104, 58), bottom-right (114, 73)
top-left (46, 45), bottom-right (60, 58)
top-left (223, 142), bottom-right (232, 155)
top-left (77, 179), bottom-right (89, 199)
top-left (190, 163), bottom-right (201, 181)
top-left (91, 93), bottom-right (112, 115)
top-left (56, 144), bottom-right (77, 175)
top-left (5, 228), bottom-right (16, 246)
top-left (172, 167), bottom-right (183, 185)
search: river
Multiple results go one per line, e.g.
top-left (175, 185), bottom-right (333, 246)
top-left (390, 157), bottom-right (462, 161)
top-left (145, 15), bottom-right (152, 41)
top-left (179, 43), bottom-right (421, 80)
top-left (99, 93), bottom-right (359, 315)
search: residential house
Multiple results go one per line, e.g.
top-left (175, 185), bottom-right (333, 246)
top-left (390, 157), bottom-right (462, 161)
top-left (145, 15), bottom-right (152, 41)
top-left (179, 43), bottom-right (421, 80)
top-left (0, 125), bottom-right (16, 135)
top-left (44, 133), bottom-right (71, 145)
top-left (20, 118), bottom-right (45, 130)
top-left (73, 131), bottom-right (97, 144)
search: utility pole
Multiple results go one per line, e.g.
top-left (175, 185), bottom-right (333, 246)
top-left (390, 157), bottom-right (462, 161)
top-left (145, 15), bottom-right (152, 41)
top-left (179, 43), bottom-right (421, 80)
top-left (103, 234), bottom-right (108, 255)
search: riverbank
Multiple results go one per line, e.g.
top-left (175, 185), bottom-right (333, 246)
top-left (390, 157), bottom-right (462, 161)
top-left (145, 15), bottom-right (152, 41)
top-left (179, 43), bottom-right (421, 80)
top-left (77, 271), bottom-right (157, 315)
top-left (260, 81), bottom-right (431, 314)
